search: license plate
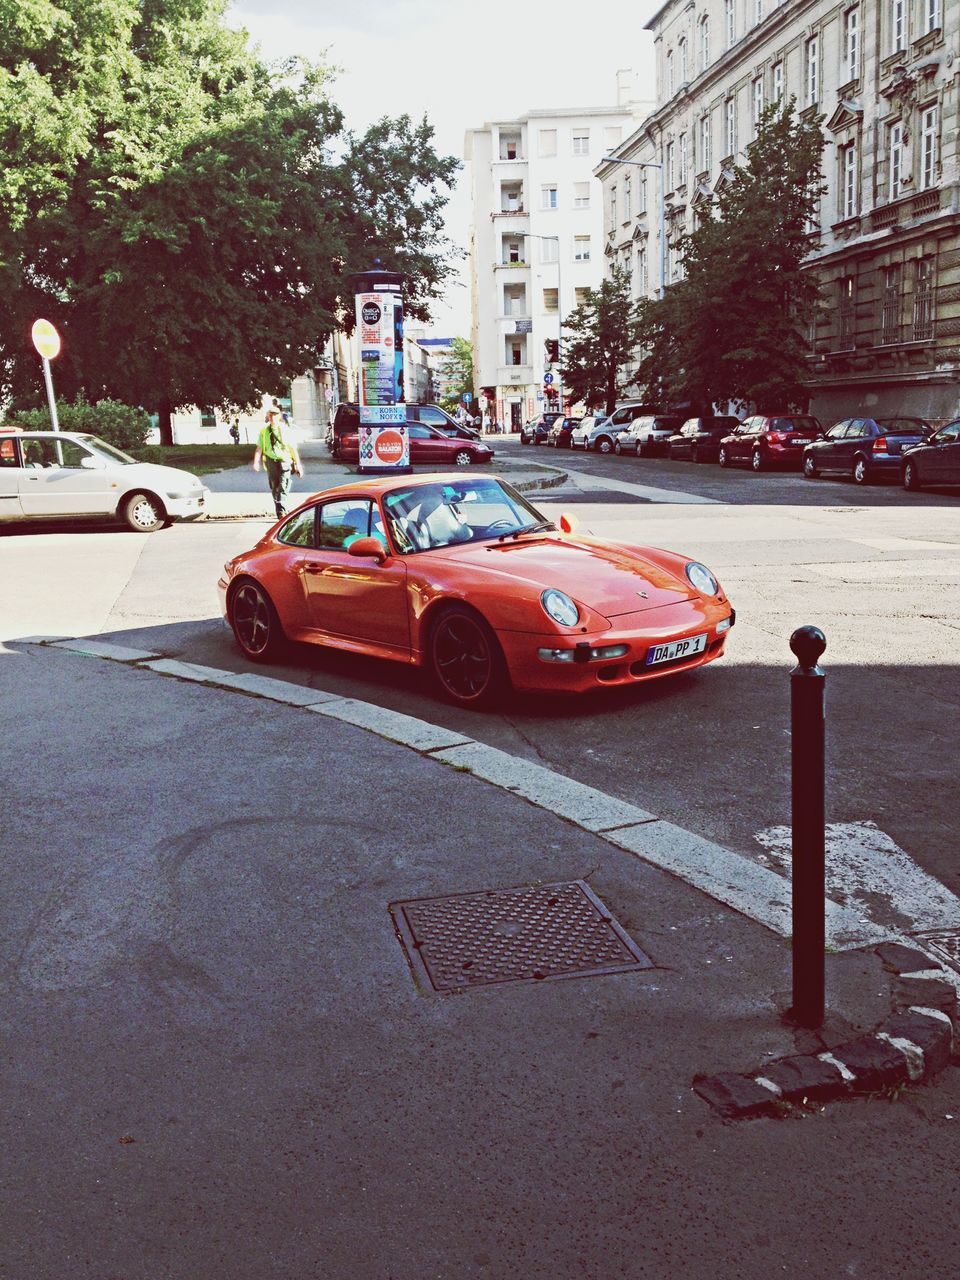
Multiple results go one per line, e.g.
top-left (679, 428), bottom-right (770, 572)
top-left (646, 633), bottom-right (707, 666)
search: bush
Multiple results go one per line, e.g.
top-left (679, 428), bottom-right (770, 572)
top-left (12, 394), bottom-right (152, 451)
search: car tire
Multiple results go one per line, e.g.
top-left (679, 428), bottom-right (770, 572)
top-left (122, 491), bottom-right (166, 533)
top-left (903, 460), bottom-right (923, 492)
top-left (751, 449), bottom-right (765, 473)
top-left (597, 436), bottom-right (613, 454)
top-left (229, 579), bottom-right (286, 663)
top-left (454, 449), bottom-right (472, 467)
top-left (718, 446), bottom-right (729, 468)
top-left (852, 455), bottom-right (869, 485)
top-left (614, 440), bottom-right (623, 455)
top-left (803, 454), bottom-right (819, 479)
top-left (428, 604), bottom-right (506, 709)
top-left (521, 435), bottom-right (530, 445)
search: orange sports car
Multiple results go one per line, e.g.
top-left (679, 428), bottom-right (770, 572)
top-left (218, 474), bottom-right (735, 707)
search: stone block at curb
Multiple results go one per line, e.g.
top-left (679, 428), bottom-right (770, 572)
top-left (50, 638), bottom-right (159, 662)
top-left (692, 1072), bottom-right (781, 1119)
top-left (829, 1034), bottom-right (912, 1092)
top-left (875, 942), bottom-right (935, 975)
top-left (893, 975), bottom-right (958, 1017)
top-left (756, 1054), bottom-right (848, 1103)
top-left (880, 1010), bottom-right (953, 1077)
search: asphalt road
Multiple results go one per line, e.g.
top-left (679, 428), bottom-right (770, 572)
top-left (4, 437), bottom-right (959, 916)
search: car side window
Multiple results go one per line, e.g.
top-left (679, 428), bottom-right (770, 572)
top-left (419, 408), bottom-right (447, 425)
top-left (825, 423), bottom-right (848, 440)
top-left (408, 425), bottom-right (430, 440)
top-left (933, 423), bottom-right (960, 443)
top-left (0, 437), bottom-right (20, 468)
top-left (278, 506), bottom-right (316, 547)
top-left (318, 499), bottom-right (373, 550)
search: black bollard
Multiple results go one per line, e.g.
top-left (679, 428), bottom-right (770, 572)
top-left (789, 625), bottom-right (827, 1029)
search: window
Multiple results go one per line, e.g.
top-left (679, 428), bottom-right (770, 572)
top-left (604, 126), bottom-right (622, 150)
top-left (678, 38), bottom-right (688, 83)
top-left (541, 184), bottom-right (558, 210)
top-left (700, 114), bottom-right (712, 170)
top-left (624, 175), bottom-right (632, 220)
top-left (538, 129), bottom-right (557, 157)
top-left (913, 258), bottom-right (934, 339)
top-left (540, 237), bottom-right (559, 263)
top-left (724, 96), bottom-right (736, 158)
top-left (920, 105), bottom-right (938, 190)
top-left (506, 240), bottom-right (522, 263)
top-left (666, 141), bottom-right (675, 190)
top-left (543, 288), bottom-right (558, 313)
top-left (610, 185), bottom-right (617, 230)
top-left (841, 142), bottom-right (858, 218)
top-left (279, 506), bottom-right (317, 547)
top-left (888, 121), bottom-right (903, 200)
top-left (881, 264), bottom-right (902, 343)
top-left (724, 0), bottom-right (735, 47)
top-left (638, 246), bottom-right (648, 294)
top-left (806, 35), bottom-right (819, 106)
top-left (319, 500), bottom-right (373, 550)
top-left (507, 338), bottom-right (524, 366)
top-left (621, 246), bottom-right (632, 278)
top-left (572, 130), bottom-right (590, 156)
top-left (679, 133), bottom-right (688, 185)
top-left (503, 283), bottom-right (526, 316)
top-left (772, 61), bottom-right (784, 104)
top-left (755, 0), bottom-right (763, 21)
top-left (639, 171), bottom-right (648, 212)
top-left (844, 7), bottom-right (860, 80)
top-left (20, 437), bottom-right (90, 468)
top-left (575, 287), bottom-right (590, 307)
top-left (699, 16), bottom-right (710, 71)
top-left (752, 77), bottom-right (764, 134)
top-left (573, 181), bottom-right (590, 209)
top-left (839, 276), bottom-right (856, 346)
top-left (925, 0), bottom-right (941, 32)
top-left (574, 236), bottom-right (591, 262)
top-left (892, 0), bottom-right (906, 50)
top-left (500, 132), bottom-right (521, 160)
top-left (666, 50), bottom-right (675, 96)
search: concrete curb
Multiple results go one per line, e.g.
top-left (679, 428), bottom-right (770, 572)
top-left (693, 942), bottom-right (958, 1119)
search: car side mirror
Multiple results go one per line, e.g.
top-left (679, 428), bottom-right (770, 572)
top-left (347, 536), bottom-right (387, 563)
top-left (80, 456), bottom-right (106, 470)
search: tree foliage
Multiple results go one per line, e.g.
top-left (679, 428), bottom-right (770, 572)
top-left (0, 0), bottom-right (459, 440)
top-left (637, 102), bottom-right (825, 414)
top-left (438, 336), bottom-right (473, 412)
top-left (558, 265), bottom-right (644, 416)
top-left (13, 393), bottom-right (152, 450)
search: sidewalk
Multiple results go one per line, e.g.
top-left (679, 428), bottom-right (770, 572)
top-left (202, 439), bottom-right (567, 520)
top-left (2, 641), bottom-right (958, 1279)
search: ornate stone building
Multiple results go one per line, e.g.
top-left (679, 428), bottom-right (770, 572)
top-left (599, 0), bottom-right (960, 421)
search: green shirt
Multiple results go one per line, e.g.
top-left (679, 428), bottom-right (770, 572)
top-left (258, 422), bottom-right (295, 463)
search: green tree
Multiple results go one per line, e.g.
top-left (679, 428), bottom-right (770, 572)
top-left (438, 336), bottom-right (473, 413)
top-left (0, 1), bottom-right (459, 442)
top-left (14, 394), bottom-right (151, 450)
top-left (637, 101), bottom-right (825, 413)
top-left (558, 265), bottom-right (644, 416)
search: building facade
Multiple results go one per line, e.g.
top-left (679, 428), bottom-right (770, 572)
top-left (599, 0), bottom-right (960, 422)
top-left (466, 91), bottom-right (644, 428)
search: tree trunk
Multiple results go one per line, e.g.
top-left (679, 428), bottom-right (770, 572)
top-left (158, 396), bottom-right (174, 447)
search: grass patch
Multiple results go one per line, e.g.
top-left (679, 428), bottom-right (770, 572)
top-left (128, 444), bottom-right (256, 476)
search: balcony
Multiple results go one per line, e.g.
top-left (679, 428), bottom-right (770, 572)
top-left (496, 365), bottom-right (534, 385)
top-left (492, 208), bottom-right (529, 220)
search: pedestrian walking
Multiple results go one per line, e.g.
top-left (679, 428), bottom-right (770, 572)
top-left (229, 418), bottom-right (240, 445)
top-left (253, 408), bottom-right (303, 519)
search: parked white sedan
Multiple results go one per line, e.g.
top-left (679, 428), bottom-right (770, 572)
top-left (0, 430), bottom-right (209, 531)
top-left (569, 416), bottom-right (598, 450)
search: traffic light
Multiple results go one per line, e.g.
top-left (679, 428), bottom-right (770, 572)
top-left (544, 338), bottom-right (559, 363)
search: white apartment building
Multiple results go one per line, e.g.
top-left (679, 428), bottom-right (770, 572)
top-left (599, 0), bottom-right (960, 422)
top-left (466, 88), bottom-right (644, 429)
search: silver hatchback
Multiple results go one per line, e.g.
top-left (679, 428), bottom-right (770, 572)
top-left (616, 414), bottom-right (684, 457)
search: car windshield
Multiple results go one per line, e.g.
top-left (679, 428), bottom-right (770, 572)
top-left (770, 417), bottom-right (818, 432)
top-left (77, 434), bottom-right (137, 464)
top-left (382, 477), bottom-right (547, 554)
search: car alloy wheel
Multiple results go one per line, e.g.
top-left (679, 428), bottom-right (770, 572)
top-left (454, 449), bottom-right (472, 466)
top-left (751, 449), bottom-right (764, 473)
top-left (903, 461), bottom-right (922, 492)
top-left (231, 580), bottom-right (283, 662)
top-left (429, 606), bottom-right (505, 707)
top-left (718, 446), bottom-right (728, 468)
top-left (123, 491), bottom-right (165, 532)
top-left (597, 437), bottom-right (613, 454)
top-left (852, 456), bottom-right (868, 485)
top-left (803, 454), bottom-right (818, 479)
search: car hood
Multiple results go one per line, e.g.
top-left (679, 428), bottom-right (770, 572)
top-left (442, 536), bottom-right (695, 617)
top-left (116, 462), bottom-right (206, 490)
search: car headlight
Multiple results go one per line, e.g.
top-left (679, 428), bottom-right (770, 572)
top-left (541, 588), bottom-right (580, 627)
top-left (685, 562), bottom-right (719, 596)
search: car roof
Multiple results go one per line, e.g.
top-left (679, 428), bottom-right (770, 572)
top-left (294, 472), bottom-right (506, 501)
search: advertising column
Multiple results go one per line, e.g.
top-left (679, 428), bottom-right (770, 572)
top-left (351, 265), bottom-right (410, 475)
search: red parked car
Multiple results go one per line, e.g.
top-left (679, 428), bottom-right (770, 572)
top-left (338, 422), bottom-right (494, 467)
top-left (718, 414), bottom-right (822, 472)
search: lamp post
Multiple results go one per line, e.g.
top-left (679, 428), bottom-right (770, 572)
top-left (516, 232), bottom-right (562, 414)
top-left (602, 156), bottom-right (667, 299)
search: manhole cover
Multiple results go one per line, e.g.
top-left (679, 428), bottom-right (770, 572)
top-left (914, 930), bottom-right (960, 974)
top-left (389, 880), bottom-right (652, 994)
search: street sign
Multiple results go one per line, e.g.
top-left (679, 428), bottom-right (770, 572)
top-left (543, 373), bottom-right (554, 385)
top-left (31, 319), bottom-right (61, 361)
top-left (463, 392), bottom-right (473, 403)
top-left (536, 391), bottom-right (544, 401)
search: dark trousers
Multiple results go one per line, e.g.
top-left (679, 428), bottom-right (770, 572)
top-left (265, 459), bottom-right (292, 517)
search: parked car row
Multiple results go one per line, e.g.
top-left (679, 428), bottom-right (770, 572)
top-left (563, 408), bottom-right (960, 490)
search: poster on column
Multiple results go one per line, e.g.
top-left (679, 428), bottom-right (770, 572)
top-left (357, 290), bottom-right (403, 405)
top-left (359, 404), bottom-right (409, 469)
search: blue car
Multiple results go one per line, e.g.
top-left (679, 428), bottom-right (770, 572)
top-left (802, 417), bottom-right (930, 485)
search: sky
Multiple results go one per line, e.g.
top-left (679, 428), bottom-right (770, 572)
top-left (229, 0), bottom-right (657, 336)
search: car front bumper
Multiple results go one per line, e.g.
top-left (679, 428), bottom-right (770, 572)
top-left (165, 488), bottom-right (210, 521)
top-left (496, 601), bottom-right (735, 693)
